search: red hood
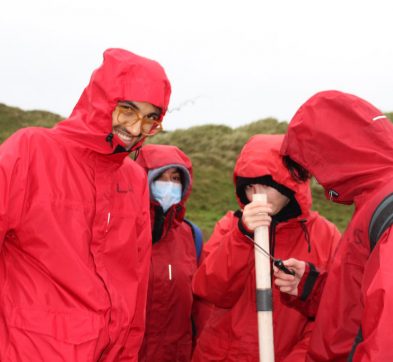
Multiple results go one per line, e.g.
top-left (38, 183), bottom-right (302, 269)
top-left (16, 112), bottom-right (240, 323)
top-left (54, 48), bottom-right (171, 154)
top-left (136, 144), bottom-right (193, 204)
top-left (234, 134), bottom-right (311, 219)
top-left (281, 90), bottom-right (393, 204)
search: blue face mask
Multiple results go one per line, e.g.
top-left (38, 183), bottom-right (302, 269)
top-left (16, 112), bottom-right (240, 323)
top-left (151, 181), bottom-right (182, 212)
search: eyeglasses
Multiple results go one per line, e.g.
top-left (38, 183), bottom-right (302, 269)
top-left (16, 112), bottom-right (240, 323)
top-left (116, 102), bottom-right (163, 137)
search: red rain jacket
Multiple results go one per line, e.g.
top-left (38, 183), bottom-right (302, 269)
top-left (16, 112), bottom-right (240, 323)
top-left (136, 145), bottom-right (201, 362)
top-left (281, 90), bottom-right (393, 361)
top-left (0, 49), bottom-right (171, 361)
top-left (192, 134), bottom-right (340, 362)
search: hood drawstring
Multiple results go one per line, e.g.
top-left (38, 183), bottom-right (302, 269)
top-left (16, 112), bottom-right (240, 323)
top-left (131, 147), bottom-right (141, 161)
top-left (269, 219), bottom-right (278, 257)
top-left (299, 219), bottom-right (311, 252)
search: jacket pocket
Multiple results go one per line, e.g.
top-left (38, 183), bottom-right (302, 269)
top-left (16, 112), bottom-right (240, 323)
top-left (5, 305), bottom-right (105, 362)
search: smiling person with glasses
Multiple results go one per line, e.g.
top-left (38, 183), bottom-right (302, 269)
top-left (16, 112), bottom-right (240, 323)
top-left (0, 48), bottom-right (171, 361)
top-left (112, 101), bottom-right (163, 151)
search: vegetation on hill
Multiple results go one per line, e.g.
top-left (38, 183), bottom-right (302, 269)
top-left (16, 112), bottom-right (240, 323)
top-left (1, 103), bottom-right (393, 239)
top-left (0, 103), bottom-right (62, 143)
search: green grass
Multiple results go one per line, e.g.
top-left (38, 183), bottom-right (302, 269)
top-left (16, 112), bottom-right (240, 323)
top-left (0, 103), bottom-right (62, 143)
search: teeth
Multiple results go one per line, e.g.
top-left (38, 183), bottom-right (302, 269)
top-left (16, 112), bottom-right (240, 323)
top-left (115, 129), bottom-right (132, 142)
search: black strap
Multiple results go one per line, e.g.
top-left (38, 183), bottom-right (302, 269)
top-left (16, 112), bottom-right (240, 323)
top-left (369, 193), bottom-right (393, 251)
top-left (300, 262), bottom-right (320, 301)
top-left (348, 193), bottom-right (393, 361)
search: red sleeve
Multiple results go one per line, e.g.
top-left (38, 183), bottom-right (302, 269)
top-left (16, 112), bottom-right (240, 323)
top-left (282, 320), bottom-right (314, 362)
top-left (191, 296), bottom-right (214, 349)
top-left (120, 176), bottom-right (152, 360)
top-left (192, 212), bottom-right (254, 308)
top-left (297, 264), bottom-right (328, 317)
top-left (353, 226), bottom-right (393, 361)
top-left (295, 215), bottom-right (341, 317)
top-left (0, 130), bottom-right (29, 248)
top-left (191, 241), bottom-right (214, 341)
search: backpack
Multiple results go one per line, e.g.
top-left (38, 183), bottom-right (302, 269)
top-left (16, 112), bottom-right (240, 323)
top-left (348, 193), bottom-right (393, 361)
top-left (183, 218), bottom-right (203, 262)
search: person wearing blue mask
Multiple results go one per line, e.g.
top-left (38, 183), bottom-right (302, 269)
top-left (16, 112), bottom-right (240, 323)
top-left (150, 170), bottom-right (183, 213)
top-left (136, 144), bottom-right (204, 362)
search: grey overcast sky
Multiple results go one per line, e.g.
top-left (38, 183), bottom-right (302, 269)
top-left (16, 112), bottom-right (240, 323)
top-left (1, 0), bottom-right (392, 130)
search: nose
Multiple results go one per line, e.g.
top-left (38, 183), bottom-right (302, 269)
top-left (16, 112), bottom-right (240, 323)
top-left (252, 184), bottom-right (267, 194)
top-left (126, 120), bottom-right (142, 136)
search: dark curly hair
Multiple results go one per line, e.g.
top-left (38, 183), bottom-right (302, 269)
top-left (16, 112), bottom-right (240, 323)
top-left (282, 155), bottom-right (311, 183)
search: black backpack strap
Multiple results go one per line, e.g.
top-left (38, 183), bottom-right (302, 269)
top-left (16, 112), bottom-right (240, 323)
top-left (369, 193), bottom-right (393, 251)
top-left (348, 193), bottom-right (393, 361)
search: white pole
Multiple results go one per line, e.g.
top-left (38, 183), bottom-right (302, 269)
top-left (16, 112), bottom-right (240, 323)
top-left (253, 193), bottom-right (275, 362)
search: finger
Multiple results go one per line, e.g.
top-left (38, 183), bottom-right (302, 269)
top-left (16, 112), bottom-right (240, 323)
top-left (274, 278), bottom-right (296, 288)
top-left (274, 272), bottom-right (295, 281)
top-left (279, 286), bottom-right (296, 294)
top-left (245, 201), bottom-right (273, 211)
top-left (245, 213), bottom-right (272, 221)
top-left (283, 258), bottom-right (302, 268)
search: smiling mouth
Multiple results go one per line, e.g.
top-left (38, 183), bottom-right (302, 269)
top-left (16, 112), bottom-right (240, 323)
top-left (113, 127), bottom-right (138, 146)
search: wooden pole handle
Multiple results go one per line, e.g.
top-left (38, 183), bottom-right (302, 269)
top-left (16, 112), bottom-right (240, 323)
top-left (253, 193), bottom-right (275, 362)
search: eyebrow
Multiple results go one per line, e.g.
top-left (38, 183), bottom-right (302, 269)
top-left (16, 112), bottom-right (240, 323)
top-left (121, 101), bottom-right (162, 116)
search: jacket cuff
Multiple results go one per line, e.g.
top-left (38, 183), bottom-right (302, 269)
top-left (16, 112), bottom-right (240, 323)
top-left (299, 262), bottom-right (320, 301)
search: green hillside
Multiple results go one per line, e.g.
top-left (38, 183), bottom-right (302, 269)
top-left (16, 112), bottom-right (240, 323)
top-left (1, 103), bottom-right (392, 238)
top-left (0, 103), bottom-right (62, 143)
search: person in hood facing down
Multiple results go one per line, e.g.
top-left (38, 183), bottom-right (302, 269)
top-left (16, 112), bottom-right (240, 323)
top-left (277, 90), bottom-right (393, 361)
top-left (0, 48), bottom-right (171, 361)
top-left (136, 144), bottom-right (203, 362)
top-left (191, 134), bottom-right (340, 362)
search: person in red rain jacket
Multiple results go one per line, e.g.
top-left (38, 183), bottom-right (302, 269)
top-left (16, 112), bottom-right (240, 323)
top-left (278, 90), bottom-right (393, 361)
top-left (136, 144), bottom-right (203, 362)
top-left (0, 48), bottom-right (171, 361)
top-left (192, 134), bottom-right (340, 362)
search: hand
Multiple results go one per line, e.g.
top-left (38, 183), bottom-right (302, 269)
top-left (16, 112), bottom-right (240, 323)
top-left (241, 200), bottom-right (272, 232)
top-left (273, 258), bottom-right (306, 296)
